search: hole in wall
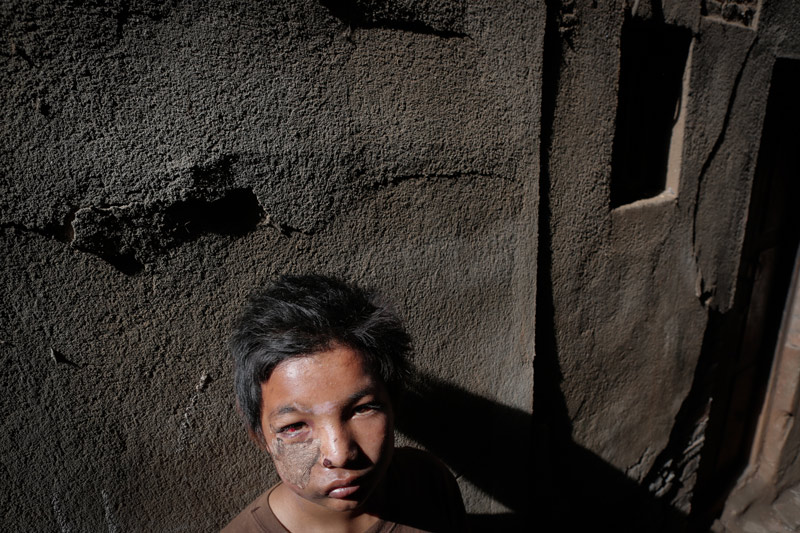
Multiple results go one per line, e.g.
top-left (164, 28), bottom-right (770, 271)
top-left (165, 188), bottom-right (265, 238)
top-left (610, 18), bottom-right (692, 208)
top-left (71, 188), bottom-right (265, 275)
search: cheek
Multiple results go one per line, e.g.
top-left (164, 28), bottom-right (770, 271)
top-left (269, 438), bottom-right (321, 489)
top-left (357, 415), bottom-right (393, 459)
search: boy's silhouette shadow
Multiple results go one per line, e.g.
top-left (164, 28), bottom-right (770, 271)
top-left (398, 369), bottom-right (688, 531)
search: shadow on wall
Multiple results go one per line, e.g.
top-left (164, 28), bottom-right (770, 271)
top-left (397, 375), bottom-right (532, 527)
top-left (532, 348), bottom-right (689, 532)
top-left (397, 371), bottom-right (687, 532)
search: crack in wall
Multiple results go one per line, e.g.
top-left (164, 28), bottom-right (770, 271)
top-left (49, 347), bottom-right (80, 368)
top-left (0, 215), bottom-right (74, 244)
top-left (557, 0), bottom-right (578, 40)
top-left (368, 171), bottom-right (495, 190)
top-left (690, 36), bottom-right (757, 307)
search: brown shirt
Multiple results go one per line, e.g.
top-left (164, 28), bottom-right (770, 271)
top-left (222, 447), bottom-right (467, 533)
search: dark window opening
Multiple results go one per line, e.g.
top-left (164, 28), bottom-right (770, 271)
top-left (610, 18), bottom-right (692, 208)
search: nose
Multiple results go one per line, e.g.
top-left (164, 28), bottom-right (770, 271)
top-left (319, 422), bottom-right (357, 468)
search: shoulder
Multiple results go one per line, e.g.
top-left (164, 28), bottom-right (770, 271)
top-left (382, 447), bottom-right (468, 532)
top-left (221, 485), bottom-right (287, 533)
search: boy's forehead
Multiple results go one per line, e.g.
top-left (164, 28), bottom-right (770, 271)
top-left (265, 344), bottom-right (381, 384)
top-left (261, 345), bottom-right (386, 410)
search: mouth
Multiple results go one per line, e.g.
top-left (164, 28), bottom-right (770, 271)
top-left (325, 477), bottom-right (364, 499)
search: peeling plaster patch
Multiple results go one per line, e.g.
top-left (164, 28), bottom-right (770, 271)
top-left (626, 446), bottom-right (655, 481)
top-left (4, 181), bottom-right (266, 275)
top-left (649, 460), bottom-right (677, 497)
top-left (49, 347), bottom-right (79, 367)
top-left (195, 371), bottom-right (210, 392)
top-left (703, 0), bottom-right (759, 28)
top-left (557, 0), bottom-right (578, 39)
top-left (0, 207), bottom-right (77, 246)
top-left (4, 155), bottom-right (269, 274)
top-left (646, 402), bottom-right (711, 510)
top-left (101, 489), bottom-right (118, 533)
top-left (70, 186), bottom-right (265, 275)
top-left (320, 0), bottom-right (468, 37)
top-left (51, 491), bottom-right (74, 533)
top-left (176, 372), bottom-right (212, 453)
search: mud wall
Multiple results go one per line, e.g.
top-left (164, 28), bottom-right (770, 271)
top-left (3, 0), bottom-right (799, 531)
top-left (537, 0), bottom-right (800, 530)
top-left (1, 1), bottom-right (541, 530)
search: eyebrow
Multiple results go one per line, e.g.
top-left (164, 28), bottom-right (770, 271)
top-left (346, 387), bottom-right (376, 404)
top-left (270, 404), bottom-right (303, 418)
top-left (267, 387), bottom-right (379, 419)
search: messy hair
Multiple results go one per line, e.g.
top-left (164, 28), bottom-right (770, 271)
top-left (230, 274), bottom-right (412, 438)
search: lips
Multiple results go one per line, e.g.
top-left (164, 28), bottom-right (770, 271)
top-left (325, 477), bottom-right (363, 499)
top-left (328, 484), bottom-right (360, 499)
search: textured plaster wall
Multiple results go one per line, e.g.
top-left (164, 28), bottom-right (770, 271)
top-left (4, 0), bottom-right (797, 531)
top-left (1, 1), bottom-right (541, 530)
top-left (539, 0), bottom-right (800, 529)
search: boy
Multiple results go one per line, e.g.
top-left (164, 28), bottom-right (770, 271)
top-left (223, 275), bottom-right (467, 532)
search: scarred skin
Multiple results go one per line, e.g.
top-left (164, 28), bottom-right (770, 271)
top-left (269, 437), bottom-right (321, 489)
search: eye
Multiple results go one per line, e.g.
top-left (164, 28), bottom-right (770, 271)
top-left (277, 422), bottom-right (306, 436)
top-left (353, 402), bottom-right (382, 416)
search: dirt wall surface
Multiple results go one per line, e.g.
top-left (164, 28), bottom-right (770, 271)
top-left (1, 1), bottom-right (541, 530)
top-left (536, 0), bottom-right (800, 530)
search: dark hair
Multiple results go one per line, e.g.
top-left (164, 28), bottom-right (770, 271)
top-left (230, 274), bottom-right (412, 438)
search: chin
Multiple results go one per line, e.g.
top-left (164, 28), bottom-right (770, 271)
top-left (322, 497), bottom-right (363, 512)
top-left (315, 484), bottom-right (377, 513)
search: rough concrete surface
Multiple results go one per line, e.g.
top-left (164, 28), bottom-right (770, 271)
top-left (2, 1), bottom-right (541, 530)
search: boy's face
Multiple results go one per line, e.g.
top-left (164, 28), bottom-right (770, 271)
top-left (259, 344), bottom-right (394, 513)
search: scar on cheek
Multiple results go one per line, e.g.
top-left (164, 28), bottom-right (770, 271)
top-left (270, 438), bottom-right (321, 489)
